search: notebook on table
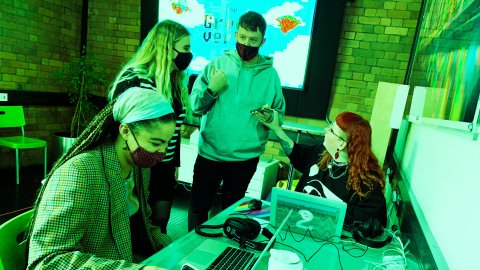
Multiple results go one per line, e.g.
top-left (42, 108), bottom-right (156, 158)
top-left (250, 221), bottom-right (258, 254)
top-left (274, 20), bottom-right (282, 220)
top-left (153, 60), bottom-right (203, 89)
top-left (270, 187), bottom-right (347, 241)
top-left (180, 209), bottom-right (293, 270)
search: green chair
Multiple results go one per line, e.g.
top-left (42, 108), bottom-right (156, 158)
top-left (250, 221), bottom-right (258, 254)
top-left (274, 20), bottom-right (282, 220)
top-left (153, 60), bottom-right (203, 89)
top-left (0, 209), bottom-right (34, 270)
top-left (0, 106), bottom-right (47, 185)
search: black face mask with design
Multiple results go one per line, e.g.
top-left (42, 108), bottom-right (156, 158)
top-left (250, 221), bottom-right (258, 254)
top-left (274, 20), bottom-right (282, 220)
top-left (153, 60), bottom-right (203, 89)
top-left (127, 131), bottom-right (165, 168)
top-left (173, 48), bottom-right (193, 71)
top-left (236, 42), bottom-right (260, 61)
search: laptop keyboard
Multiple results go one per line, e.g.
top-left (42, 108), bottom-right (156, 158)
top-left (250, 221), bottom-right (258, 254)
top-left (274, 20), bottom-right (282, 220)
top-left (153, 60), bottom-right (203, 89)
top-left (207, 246), bottom-right (257, 270)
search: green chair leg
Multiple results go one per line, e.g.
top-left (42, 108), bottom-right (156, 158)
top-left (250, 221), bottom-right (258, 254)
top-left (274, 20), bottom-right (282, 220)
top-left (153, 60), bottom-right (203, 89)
top-left (15, 149), bottom-right (20, 185)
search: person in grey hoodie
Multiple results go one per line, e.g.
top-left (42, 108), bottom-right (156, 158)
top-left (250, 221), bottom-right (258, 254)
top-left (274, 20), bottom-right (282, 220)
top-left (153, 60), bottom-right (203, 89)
top-left (188, 11), bottom-right (286, 230)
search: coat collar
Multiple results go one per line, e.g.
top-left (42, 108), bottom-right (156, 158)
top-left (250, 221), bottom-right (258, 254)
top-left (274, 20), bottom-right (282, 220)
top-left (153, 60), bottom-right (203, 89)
top-left (101, 141), bottom-right (133, 260)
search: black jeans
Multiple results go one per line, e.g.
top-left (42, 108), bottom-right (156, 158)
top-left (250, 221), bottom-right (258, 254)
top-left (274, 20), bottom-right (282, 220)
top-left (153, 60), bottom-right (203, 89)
top-left (188, 155), bottom-right (259, 231)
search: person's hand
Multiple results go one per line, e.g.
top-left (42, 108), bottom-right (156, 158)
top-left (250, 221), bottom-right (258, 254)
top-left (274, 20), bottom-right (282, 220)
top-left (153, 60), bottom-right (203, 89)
top-left (208, 65), bottom-right (227, 94)
top-left (252, 105), bottom-right (273, 123)
top-left (254, 105), bottom-right (281, 131)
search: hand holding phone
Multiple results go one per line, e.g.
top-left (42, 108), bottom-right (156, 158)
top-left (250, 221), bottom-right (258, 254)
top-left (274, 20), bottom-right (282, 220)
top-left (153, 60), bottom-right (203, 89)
top-left (251, 107), bottom-right (274, 123)
top-left (250, 107), bottom-right (273, 114)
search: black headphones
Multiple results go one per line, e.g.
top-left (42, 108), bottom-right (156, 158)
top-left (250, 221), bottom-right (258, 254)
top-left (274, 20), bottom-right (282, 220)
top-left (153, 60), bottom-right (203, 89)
top-left (195, 217), bottom-right (274, 251)
top-left (352, 218), bottom-right (393, 248)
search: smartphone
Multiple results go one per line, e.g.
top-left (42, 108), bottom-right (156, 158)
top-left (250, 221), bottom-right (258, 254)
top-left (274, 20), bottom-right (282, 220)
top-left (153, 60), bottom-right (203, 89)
top-left (250, 107), bottom-right (273, 114)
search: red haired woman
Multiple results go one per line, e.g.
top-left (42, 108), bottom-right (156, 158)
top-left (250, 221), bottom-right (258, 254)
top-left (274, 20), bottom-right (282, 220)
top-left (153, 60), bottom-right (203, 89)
top-left (256, 110), bottom-right (386, 227)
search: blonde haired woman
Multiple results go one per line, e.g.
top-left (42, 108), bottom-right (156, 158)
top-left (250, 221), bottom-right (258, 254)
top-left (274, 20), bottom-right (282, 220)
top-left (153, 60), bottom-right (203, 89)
top-left (109, 20), bottom-right (193, 233)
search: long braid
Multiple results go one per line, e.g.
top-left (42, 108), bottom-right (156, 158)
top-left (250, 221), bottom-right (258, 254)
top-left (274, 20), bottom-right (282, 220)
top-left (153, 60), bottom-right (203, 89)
top-left (27, 102), bottom-right (116, 241)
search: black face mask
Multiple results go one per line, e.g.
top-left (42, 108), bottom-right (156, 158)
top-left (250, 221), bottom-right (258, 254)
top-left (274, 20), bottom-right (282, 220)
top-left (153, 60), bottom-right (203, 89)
top-left (173, 48), bottom-right (193, 71)
top-left (236, 42), bottom-right (260, 61)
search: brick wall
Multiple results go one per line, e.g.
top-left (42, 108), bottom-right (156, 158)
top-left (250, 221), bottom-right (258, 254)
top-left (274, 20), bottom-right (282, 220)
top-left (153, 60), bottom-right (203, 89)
top-left (0, 0), bottom-right (140, 169)
top-left (328, 0), bottom-right (422, 120)
top-left (0, 1), bottom-right (81, 92)
top-left (87, 0), bottom-right (141, 95)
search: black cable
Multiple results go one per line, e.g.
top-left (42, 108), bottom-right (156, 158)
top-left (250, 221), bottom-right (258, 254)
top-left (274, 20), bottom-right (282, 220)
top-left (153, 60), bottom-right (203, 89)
top-left (273, 239), bottom-right (344, 270)
top-left (222, 217), bottom-right (367, 268)
top-left (341, 239), bottom-right (369, 258)
top-left (304, 130), bottom-right (321, 144)
top-left (272, 241), bottom-right (308, 261)
top-left (264, 222), bottom-right (376, 269)
top-left (268, 224), bottom-right (341, 243)
top-left (266, 224), bottom-right (345, 269)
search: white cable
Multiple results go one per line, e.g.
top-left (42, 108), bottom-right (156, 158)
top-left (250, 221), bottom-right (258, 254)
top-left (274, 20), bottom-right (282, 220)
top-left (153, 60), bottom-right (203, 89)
top-left (371, 261), bottom-right (406, 270)
top-left (384, 230), bottom-right (407, 268)
top-left (403, 238), bottom-right (410, 250)
top-left (365, 229), bottom-right (408, 269)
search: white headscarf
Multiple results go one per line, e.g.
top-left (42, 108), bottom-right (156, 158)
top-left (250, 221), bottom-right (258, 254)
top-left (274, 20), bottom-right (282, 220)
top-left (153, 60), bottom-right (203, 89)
top-left (112, 87), bottom-right (174, 124)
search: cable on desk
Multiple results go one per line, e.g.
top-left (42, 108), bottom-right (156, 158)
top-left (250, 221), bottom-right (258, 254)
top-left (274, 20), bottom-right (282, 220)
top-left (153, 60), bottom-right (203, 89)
top-left (340, 238), bottom-right (369, 257)
top-left (274, 240), bottom-right (345, 270)
top-left (364, 229), bottom-right (408, 269)
top-left (266, 224), bottom-right (341, 243)
top-left (269, 223), bottom-right (402, 267)
top-left (266, 224), bottom-right (346, 270)
top-left (267, 223), bottom-right (371, 259)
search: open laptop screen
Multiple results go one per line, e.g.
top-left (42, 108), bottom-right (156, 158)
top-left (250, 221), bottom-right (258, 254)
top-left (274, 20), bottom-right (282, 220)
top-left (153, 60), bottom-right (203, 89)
top-left (270, 187), bottom-right (347, 241)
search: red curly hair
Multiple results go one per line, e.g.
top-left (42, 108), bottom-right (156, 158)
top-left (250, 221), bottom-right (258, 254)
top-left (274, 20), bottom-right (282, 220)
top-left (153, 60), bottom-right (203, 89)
top-left (318, 112), bottom-right (385, 197)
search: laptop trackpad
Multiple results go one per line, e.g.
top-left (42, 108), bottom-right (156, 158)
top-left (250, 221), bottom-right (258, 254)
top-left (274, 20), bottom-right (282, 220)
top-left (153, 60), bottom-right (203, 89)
top-left (185, 248), bottom-right (218, 265)
top-left (180, 240), bottom-right (228, 268)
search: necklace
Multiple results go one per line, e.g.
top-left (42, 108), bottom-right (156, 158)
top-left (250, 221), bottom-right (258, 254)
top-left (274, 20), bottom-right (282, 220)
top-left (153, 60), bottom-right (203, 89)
top-left (328, 159), bottom-right (349, 179)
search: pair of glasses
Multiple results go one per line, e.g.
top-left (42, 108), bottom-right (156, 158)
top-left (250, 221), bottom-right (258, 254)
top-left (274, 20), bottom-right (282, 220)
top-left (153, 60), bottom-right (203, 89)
top-left (325, 125), bottom-right (346, 142)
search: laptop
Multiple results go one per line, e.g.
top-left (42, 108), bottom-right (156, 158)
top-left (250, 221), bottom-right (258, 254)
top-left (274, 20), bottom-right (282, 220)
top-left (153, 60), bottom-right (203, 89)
top-left (270, 187), bottom-right (347, 241)
top-left (180, 209), bottom-right (293, 270)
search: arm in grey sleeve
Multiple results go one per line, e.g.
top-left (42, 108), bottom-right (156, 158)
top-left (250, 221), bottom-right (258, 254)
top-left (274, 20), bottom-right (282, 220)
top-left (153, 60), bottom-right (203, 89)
top-left (189, 64), bottom-right (217, 114)
top-left (271, 74), bottom-right (286, 125)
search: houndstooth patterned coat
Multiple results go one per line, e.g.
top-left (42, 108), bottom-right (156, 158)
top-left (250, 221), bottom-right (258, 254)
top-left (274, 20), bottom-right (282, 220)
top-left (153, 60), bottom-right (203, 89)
top-left (27, 142), bottom-right (172, 269)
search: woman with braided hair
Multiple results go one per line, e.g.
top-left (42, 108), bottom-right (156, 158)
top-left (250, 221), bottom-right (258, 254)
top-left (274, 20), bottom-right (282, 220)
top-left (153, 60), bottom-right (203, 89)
top-left (256, 110), bottom-right (387, 227)
top-left (27, 88), bottom-right (175, 270)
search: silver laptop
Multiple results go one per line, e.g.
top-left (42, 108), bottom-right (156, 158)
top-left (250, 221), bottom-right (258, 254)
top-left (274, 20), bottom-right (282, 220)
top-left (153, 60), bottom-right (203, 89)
top-left (180, 209), bottom-right (293, 270)
top-left (270, 187), bottom-right (347, 241)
